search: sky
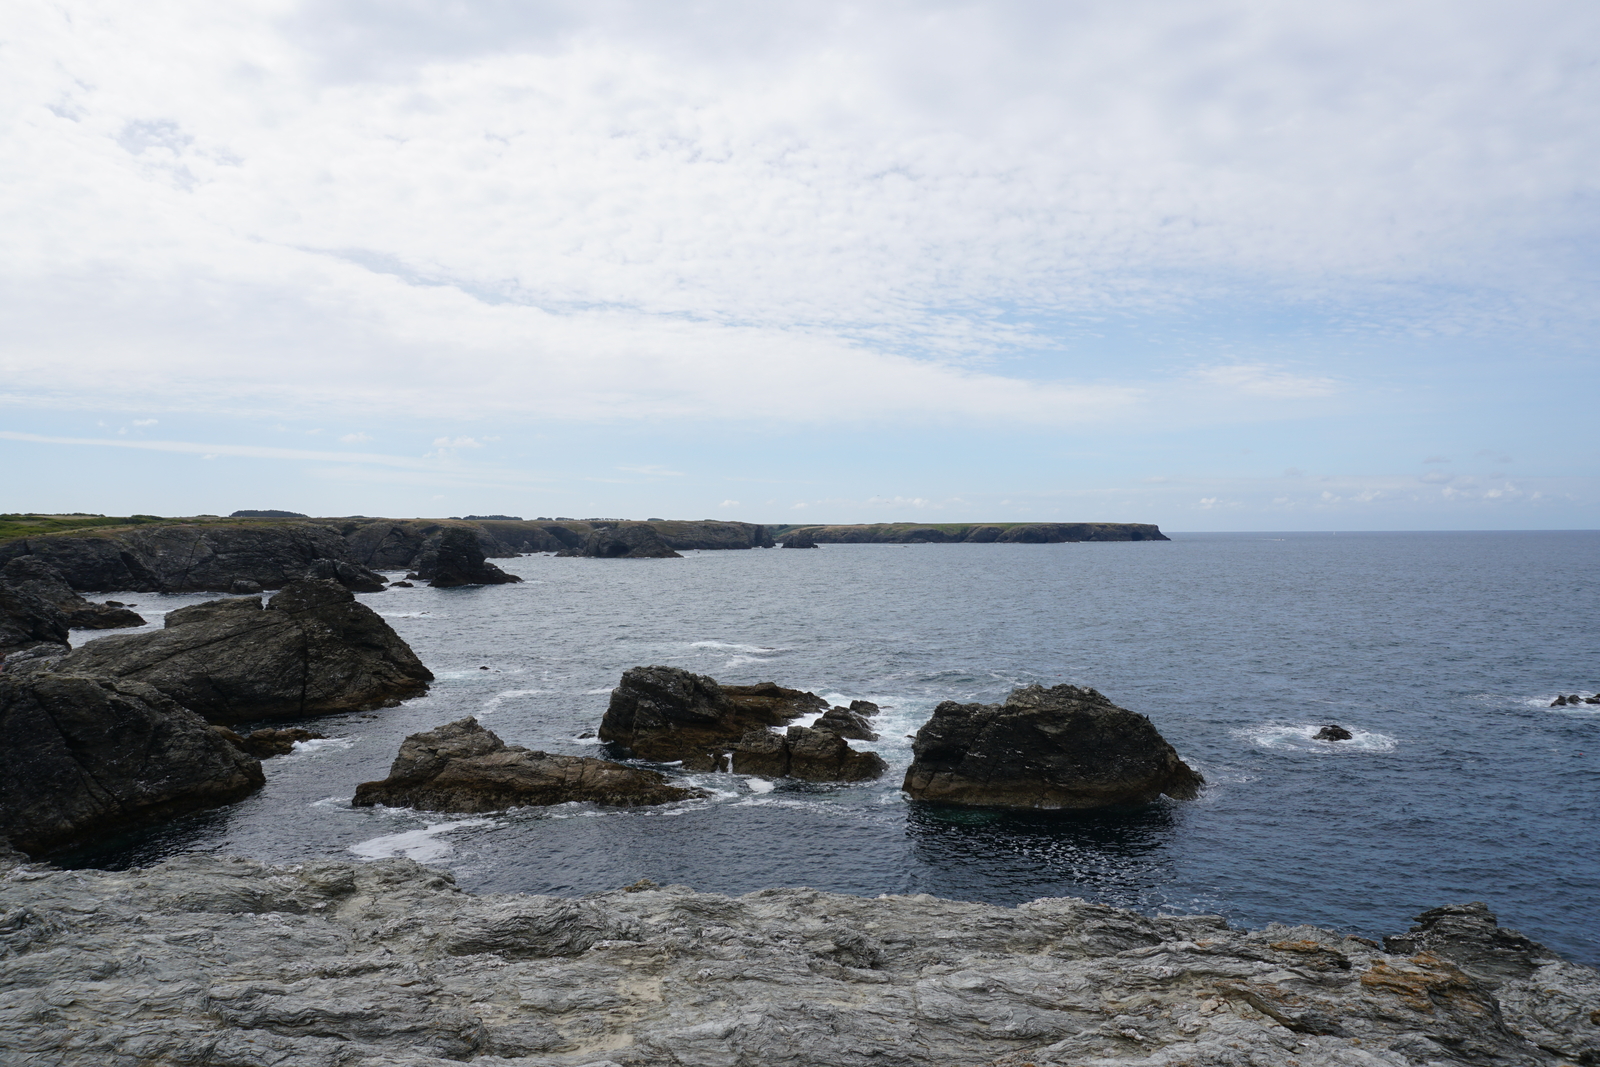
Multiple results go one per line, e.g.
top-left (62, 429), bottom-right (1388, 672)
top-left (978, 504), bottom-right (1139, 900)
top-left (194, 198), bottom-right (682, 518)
top-left (3, 0), bottom-right (1596, 530)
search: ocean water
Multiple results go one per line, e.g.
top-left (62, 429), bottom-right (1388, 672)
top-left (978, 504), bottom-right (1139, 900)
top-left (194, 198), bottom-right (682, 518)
top-left (60, 531), bottom-right (1600, 965)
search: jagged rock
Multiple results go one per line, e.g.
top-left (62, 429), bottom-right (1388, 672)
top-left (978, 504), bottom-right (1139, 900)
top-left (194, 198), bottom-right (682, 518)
top-left (731, 724), bottom-right (887, 781)
top-left (44, 580), bottom-right (433, 724)
top-left (305, 557), bottom-right (387, 593)
top-left (0, 573), bottom-right (69, 656)
top-left (561, 523), bottom-right (683, 559)
top-left (353, 718), bottom-right (707, 811)
top-left (389, 580), bottom-right (414, 588)
top-left (903, 683), bottom-right (1204, 809)
top-left (814, 702), bottom-right (879, 740)
top-left (416, 528), bottom-right (523, 587)
top-left (229, 578), bottom-right (264, 594)
top-left (2, 856), bottom-right (1596, 1067)
top-left (1, 557), bottom-right (145, 630)
top-left (1314, 724), bottom-right (1353, 741)
top-left (228, 727), bottom-right (328, 758)
top-left (0, 673), bottom-right (263, 854)
top-left (783, 530), bottom-right (819, 548)
top-left (599, 666), bottom-right (829, 770)
top-left (0, 644), bottom-right (68, 675)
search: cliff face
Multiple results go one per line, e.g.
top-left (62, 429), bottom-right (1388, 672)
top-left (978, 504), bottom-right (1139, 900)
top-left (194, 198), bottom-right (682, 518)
top-left (774, 522), bottom-right (1169, 544)
top-left (1, 852), bottom-right (1594, 1067)
top-left (0, 518), bottom-right (775, 593)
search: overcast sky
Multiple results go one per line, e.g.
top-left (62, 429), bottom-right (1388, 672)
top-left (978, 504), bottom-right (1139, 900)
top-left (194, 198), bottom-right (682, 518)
top-left (3, 0), bottom-right (1596, 529)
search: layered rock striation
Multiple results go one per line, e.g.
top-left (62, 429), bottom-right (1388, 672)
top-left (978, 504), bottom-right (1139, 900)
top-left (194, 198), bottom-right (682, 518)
top-left (0, 673), bottom-right (263, 854)
top-left (353, 718), bottom-right (708, 811)
top-left (903, 683), bottom-right (1203, 809)
top-left (1, 851), bottom-right (1595, 1067)
top-left (45, 580), bottom-right (433, 724)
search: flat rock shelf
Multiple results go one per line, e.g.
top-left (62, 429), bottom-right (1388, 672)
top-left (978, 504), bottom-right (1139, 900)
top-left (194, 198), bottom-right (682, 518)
top-left (2, 851), bottom-right (1597, 1067)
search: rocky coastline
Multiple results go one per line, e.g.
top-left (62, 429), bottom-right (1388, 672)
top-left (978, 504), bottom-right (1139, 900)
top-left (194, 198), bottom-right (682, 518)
top-left (772, 521), bottom-right (1169, 544)
top-left (2, 849), bottom-right (1596, 1067)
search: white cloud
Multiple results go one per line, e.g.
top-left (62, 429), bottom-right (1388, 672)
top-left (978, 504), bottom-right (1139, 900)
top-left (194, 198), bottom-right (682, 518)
top-left (718, 499), bottom-right (740, 507)
top-left (339, 432), bottom-right (372, 443)
top-left (618, 464), bottom-right (684, 477)
top-left (432, 436), bottom-right (484, 448)
top-left (2, 0), bottom-right (1595, 430)
top-left (132, 417), bottom-right (158, 426)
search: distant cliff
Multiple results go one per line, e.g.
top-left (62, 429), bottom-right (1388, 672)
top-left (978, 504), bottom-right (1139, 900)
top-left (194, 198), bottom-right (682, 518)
top-left (0, 517), bottom-right (776, 593)
top-left (772, 522), bottom-right (1168, 544)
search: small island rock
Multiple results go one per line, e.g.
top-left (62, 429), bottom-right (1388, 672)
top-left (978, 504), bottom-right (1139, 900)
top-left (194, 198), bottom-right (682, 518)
top-left (903, 683), bottom-right (1203, 809)
top-left (416, 528), bottom-right (524, 587)
top-left (305, 557), bottom-right (388, 593)
top-left (599, 666), bottom-right (829, 770)
top-left (1314, 724), bottom-right (1354, 741)
top-left (353, 718), bottom-right (707, 812)
top-left (731, 724), bottom-right (886, 781)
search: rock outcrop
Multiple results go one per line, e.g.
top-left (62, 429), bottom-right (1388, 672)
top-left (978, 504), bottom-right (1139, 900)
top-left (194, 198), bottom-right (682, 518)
top-left (731, 724), bottom-right (887, 781)
top-left (599, 666), bottom-right (832, 771)
top-left (0, 673), bottom-right (263, 854)
top-left (224, 726), bottom-right (329, 758)
top-left (815, 699), bottom-right (880, 740)
top-left (782, 530), bottom-right (819, 548)
top-left (903, 683), bottom-right (1203, 809)
top-left (414, 527), bottom-right (523, 587)
top-left (353, 718), bottom-right (708, 812)
top-left (1314, 724), bottom-right (1353, 741)
top-left (1, 557), bottom-right (145, 629)
top-left (0, 573), bottom-right (70, 656)
top-left (304, 557), bottom-right (388, 593)
top-left (561, 523), bottom-right (684, 559)
top-left (45, 580), bottom-right (433, 724)
top-left (2, 854), bottom-right (1596, 1067)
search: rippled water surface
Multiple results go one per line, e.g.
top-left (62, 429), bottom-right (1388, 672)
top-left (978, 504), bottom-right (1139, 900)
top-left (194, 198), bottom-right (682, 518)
top-left (63, 531), bottom-right (1600, 964)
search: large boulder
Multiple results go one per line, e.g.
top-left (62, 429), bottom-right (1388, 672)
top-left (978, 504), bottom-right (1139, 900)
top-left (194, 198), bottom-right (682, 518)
top-left (353, 718), bottom-right (707, 812)
top-left (563, 524), bottom-right (683, 559)
top-left (0, 672), bottom-right (264, 855)
top-left (1, 556), bottom-right (145, 630)
top-left (0, 572), bottom-right (70, 656)
top-left (731, 724), bottom-right (886, 781)
top-left (599, 666), bottom-right (828, 771)
top-left (902, 683), bottom-right (1203, 809)
top-left (48, 580), bottom-right (433, 724)
top-left (416, 528), bottom-right (523, 587)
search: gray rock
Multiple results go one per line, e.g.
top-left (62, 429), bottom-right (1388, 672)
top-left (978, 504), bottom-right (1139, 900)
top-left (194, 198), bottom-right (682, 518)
top-left (47, 580), bottom-right (433, 724)
top-left (227, 726), bottom-right (329, 758)
top-left (1314, 724), bottom-right (1354, 741)
top-left (229, 577), bottom-right (264, 594)
top-left (2, 853), bottom-right (1595, 1066)
top-left (731, 724), bottom-right (887, 781)
top-left (1, 557), bottom-right (145, 631)
top-left (814, 703), bottom-right (879, 741)
top-left (782, 530), bottom-right (819, 548)
top-left (305, 557), bottom-right (389, 592)
top-left (903, 683), bottom-right (1204, 809)
top-left (414, 527), bottom-right (523, 587)
top-left (0, 673), bottom-right (263, 854)
top-left (599, 666), bottom-right (829, 771)
top-left (352, 718), bottom-right (708, 811)
top-left (562, 523), bottom-right (684, 559)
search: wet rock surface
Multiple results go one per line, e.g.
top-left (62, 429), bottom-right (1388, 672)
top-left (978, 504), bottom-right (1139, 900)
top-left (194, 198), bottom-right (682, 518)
top-left (731, 724), bottom-right (887, 781)
top-left (353, 718), bottom-right (708, 812)
top-left (46, 580), bottom-right (433, 724)
top-left (414, 527), bottom-right (524, 587)
top-left (599, 666), bottom-right (834, 771)
top-left (0, 674), bottom-right (263, 854)
top-left (1314, 724), bottom-right (1354, 741)
top-left (903, 683), bottom-right (1204, 809)
top-left (225, 726), bottom-right (330, 758)
top-left (2, 853), bottom-right (1595, 1067)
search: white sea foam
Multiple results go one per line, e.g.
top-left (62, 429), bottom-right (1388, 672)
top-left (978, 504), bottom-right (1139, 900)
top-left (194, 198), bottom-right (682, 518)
top-left (583, 687), bottom-right (613, 695)
top-left (743, 777), bottom-right (776, 794)
top-left (691, 640), bottom-right (783, 654)
top-left (479, 688), bottom-right (548, 716)
top-left (285, 737), bottom-right (354, 757)
top-left (348, 819), bottom-right (496, 861)
top-left (1243, 723), bottom-right (1398, 753)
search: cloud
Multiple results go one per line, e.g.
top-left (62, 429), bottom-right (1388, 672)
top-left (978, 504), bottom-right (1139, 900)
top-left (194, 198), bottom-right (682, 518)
top-left (339, 432), bottom-right (372, 443)
top-left (132, 418), bottom-right (158, 426)
top-left (0, 430), bottom-right (473, 471)
top-left (432, 436), bottom-right (484, 448)
top-left (3, 0), bottom-right (1597, 432)
top-left (718, 499), bottom-right (740, 507)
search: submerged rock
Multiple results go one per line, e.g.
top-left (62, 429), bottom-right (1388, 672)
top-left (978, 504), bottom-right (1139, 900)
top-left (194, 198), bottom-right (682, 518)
top-left (225, 726), bottom-right (329, 758)
top-left (903, 683), bottom-right (1203, 809)
top-left (599, 666), bottom-right (831, 771)
top-left (2, 854), bottom-right (1595, 1067)
top-left (415, 527), bottom-right (523, 587)
top-left (1314, 724), bottom-right (1354, 741)
top-left (0, 673), bottom-right (263, 854)
top-left (47, 580), bottom-right (433, 724)
top-left (353, 718), bottom-right (707, 811)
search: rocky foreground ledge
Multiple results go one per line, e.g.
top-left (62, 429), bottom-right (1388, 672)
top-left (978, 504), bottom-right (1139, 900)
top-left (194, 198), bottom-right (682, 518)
top-left (2, 853), bottom-right (1596, 1067)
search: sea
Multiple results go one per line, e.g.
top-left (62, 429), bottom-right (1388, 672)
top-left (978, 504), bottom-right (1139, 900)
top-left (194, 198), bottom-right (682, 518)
top-left (58, 531), bottom-right (1600, 965)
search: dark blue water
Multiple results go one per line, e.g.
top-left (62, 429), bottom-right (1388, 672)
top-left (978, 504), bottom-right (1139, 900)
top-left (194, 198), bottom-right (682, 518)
top-left (62, 532), bottom-right (1600, 964)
